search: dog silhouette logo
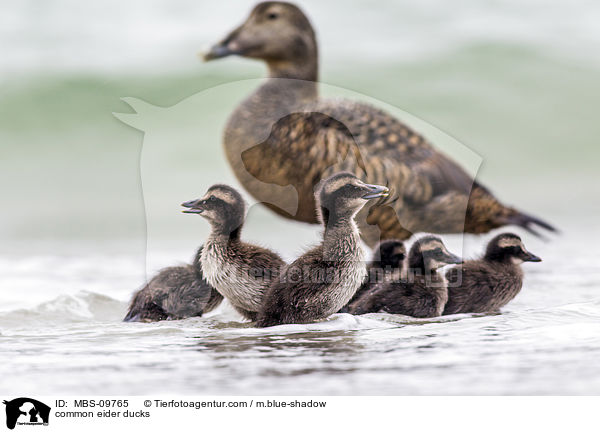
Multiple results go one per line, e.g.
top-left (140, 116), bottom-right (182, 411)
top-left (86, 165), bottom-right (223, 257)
top-left (3, 398), bottom-right (50, 429)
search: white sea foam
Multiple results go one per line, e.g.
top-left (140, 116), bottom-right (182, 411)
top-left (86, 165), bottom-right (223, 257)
top-left (1, 227), bottom-right (600, 395)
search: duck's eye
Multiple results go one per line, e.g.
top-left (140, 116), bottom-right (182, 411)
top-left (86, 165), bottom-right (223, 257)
top-left (209, 196), bottom-right (216, 202)
top-left (267, 12), bottom-right (278, 20)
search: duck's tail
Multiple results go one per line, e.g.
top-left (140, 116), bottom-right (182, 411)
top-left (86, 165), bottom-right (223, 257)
top-left (501, 209), bottom-right (558, 238)
top-left (467, 184), bottom-right (558, 239)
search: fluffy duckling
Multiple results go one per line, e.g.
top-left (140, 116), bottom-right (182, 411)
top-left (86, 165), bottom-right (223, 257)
top-left (256, 172), bottom-right (389, 327)
top-left (182, 184), bottom-right (285, 321)
top-left (124, 246), bottom-right (223, 322)
top-left (339, 239), bottom-right (406, 313)
top-left (368, 239), bottom-right (408, 279)
top-left (349, 236), bottom-right (462, 318)
top-left (204, 1), bottom-right (556, 244)
top-left (443, 233), bottom-right (541, 315)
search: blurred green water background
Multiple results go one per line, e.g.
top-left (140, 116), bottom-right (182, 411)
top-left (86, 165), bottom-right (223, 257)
top-left (1, 0), bottom-right (599, 256)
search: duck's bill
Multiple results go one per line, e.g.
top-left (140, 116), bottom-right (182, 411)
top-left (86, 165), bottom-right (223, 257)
top-left (522, 251), bottom-right (542, 262)
top-left (362, 184), bottom-right (390, 200)
top-left (181, 199), bottom-right (204, 214)
top-left (202, 43), bottom-right (236, 61)
top-left (444, 253), bottom-right (464, 265)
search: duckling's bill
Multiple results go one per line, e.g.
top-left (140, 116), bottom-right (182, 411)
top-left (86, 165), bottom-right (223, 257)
top-left (444, 252), bottom-right (464, 265)
top-left (181, 199), bottom-right (204, 214)
top-left (521, 250), bottom-right (542, 262)
top-left (362, 184), bottom-right (390, 200)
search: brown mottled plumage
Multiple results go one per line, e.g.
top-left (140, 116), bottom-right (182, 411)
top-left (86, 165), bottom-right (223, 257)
top-left (339, 239), bottom-right (406, 313)
top-left (124, 246), bottom-right (223, 322)
top-left (182, 184), bottom-right (285, 321)
top-left (443, 233), bottom-right (541, 315)
top-left (204, 1), bottom-right (556, 245)
top-left (256, 172), bottom-right (389, 327)
top-left (348, 236), bottom-right (462, 318)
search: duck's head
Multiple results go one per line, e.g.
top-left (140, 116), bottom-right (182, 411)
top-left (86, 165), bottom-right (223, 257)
top-left (204, 2), bottom-right (318, 79)
top-left (316, 172), bottom-right (389, 226)
top-left (182, 184), bottom-right (246, 234)
top-left (484, 233), bottom-right (542, 264)
top-left (409, 236), bottom-right (463, 272)
top-left (372, 239), bottom-right (406, 270)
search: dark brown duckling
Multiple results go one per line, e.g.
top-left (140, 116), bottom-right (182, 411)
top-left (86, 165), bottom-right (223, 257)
top-left (124, 246), bottom-right (223, 322)
top-left (203, 1), bottom-right (556, 245)
top-left (339, 239), bottom-right (406, 313)
top-left (443, 233), bottom-right (541, 315)
top-left (182, 184), bottom-right (285, 321)
top-left (256, 172), bottom-right (389, 327)
top-left (349, 236), bottom-right (462, 318)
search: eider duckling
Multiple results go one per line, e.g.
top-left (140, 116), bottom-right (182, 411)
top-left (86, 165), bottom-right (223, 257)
top-left (182, 184), bottom-right (285, 321)
top-left (339, 239), bottom-right (406, 313)
top-left (203, 1), bottom-right (556, 244)
top-left (256, 172), bottom-right (389, 327)
top-left (443, 233), bottom-right (541, 315)
top-left (348, 236), bottom-right (462, 318)
top-left (124, 246), bottom-right (223, 322)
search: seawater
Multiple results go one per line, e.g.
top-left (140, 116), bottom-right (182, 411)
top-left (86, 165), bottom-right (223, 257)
top-left (1, 216), bottom-right (600, 395)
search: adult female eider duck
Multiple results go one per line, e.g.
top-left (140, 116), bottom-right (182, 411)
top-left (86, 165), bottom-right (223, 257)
top-left (339, 239), bottom-right (406, 313)
top-left (124, 246), bottom-right (223, 322)
top-left (182, 184), bottom-right (285, 321)
top-left (349, 236), bottom-right (461, 317)
top-left (203, 1), bottom-right (556, 245)
top-left (443, 233), bottom-right (541, 315)
top-left (256, 172), bottom-right (389, 327)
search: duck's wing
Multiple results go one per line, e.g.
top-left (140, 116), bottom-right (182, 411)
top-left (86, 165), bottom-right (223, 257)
top-left (240, 102), bottom-right (475, 240)
top-left (312, 99), bottom-right (478, 199)
top-left (348, 281), bottom-right (394, 315)
top-left (159, 266), bottom-right (212, 319)
top-left (241, 98), bottom-right (555, 239)
top-left (444, 263), bottom-right (498, 314)
top-left (242, 110), bottom-right (366, 193)
top-left (259, 245), bottom-right (361, 324)
top-left (318, 100), bottom-right (557, 236)
top-left (242, 99), bottom-right (474, 203)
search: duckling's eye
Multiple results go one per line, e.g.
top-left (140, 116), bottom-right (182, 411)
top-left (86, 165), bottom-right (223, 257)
top-left (267, 12), bottom-right (278, 20)
top-left (208, 196), bottom-right (216, 202)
